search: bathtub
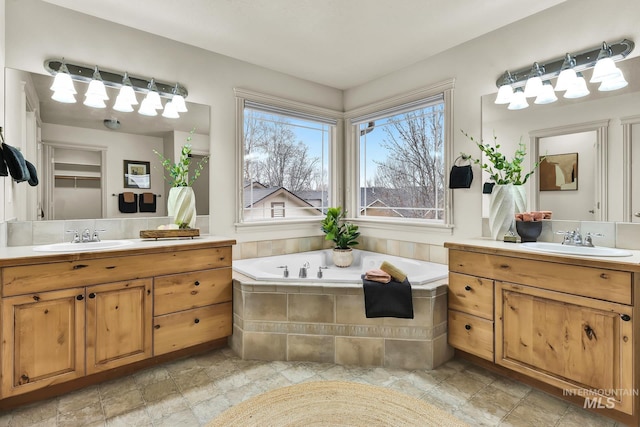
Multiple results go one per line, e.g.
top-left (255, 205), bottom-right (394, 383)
top-left (232, 249), bottom-right (448, 285)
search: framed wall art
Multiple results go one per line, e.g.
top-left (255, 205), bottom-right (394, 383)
top-left (123, 160), bottom-right (151, 189)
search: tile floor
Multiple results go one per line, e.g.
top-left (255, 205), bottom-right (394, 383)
top-left (0, 347), bottom-right (624, 427)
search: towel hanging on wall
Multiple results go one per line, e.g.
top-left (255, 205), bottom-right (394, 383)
top-left (449, 155), bottom-right (473, 189)
top-left (2, 143), bottom-right (31, 183)
top-left (139, 192), bottom-right (157, 213)
top-left (118, 192), bottom-right (138, 213)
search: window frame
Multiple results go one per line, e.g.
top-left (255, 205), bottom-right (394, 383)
top-left (234, 88), bottom-right (343, 230)
top-left (344, 80), bottom-right (455, 229)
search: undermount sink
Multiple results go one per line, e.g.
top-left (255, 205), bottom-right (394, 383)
top-left (520, 242), bottom-right (632, 257)
top-left (33, 240), bottom-right (134, 253)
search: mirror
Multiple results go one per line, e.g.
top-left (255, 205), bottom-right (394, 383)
top-left (4, 68), bottom-right (210, 221)
top-left (481, 55), bottom-right (640, 222)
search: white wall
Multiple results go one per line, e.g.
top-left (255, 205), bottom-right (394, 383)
top-left (4, 0), bottom-right (343, 242)
top-left (4, 0), bottom-right (640, 245)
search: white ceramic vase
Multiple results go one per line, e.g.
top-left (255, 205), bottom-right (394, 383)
top-left (167, 187), bottom-right (197, 229)
top-left (332, 248), bottom-right (354, 268)
top-left (489, 184), bottom-right (526, 240)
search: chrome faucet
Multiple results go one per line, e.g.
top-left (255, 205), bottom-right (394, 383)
top-left (557, 229), bottom-right (604, 247)
top-left (298, 261), bottom-right (310, 278)
top-left (68, 228), bottom-right (106, 243)
top-left (81, 229), bottom-right (92, 243)
top-left (277, 265), bottom-right (289, 278)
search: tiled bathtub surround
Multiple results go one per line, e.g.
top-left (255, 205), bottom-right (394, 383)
top-left (231, 275), bottom-right (453, 370)
top-left (5, 216), bottom-right (210, 246)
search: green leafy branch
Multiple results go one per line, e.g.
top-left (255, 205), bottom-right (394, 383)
top-left (460, 129), bottom-right (542, 185)
top-left (153, 129), bottom-right (209, 187)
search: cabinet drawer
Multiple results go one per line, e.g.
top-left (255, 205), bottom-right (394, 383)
top-left (448, 272), bottom-right (494, 320)
top-left (448, 310), bottom-right (494, 361)
top-left (154, 268), bottom-right (232, 316)
top-left (2, 247), bottom-right (232, 296)
top-left (153, 302), bottom-right (232, 355)
top-left (448, 249), bottom-right (632, 305)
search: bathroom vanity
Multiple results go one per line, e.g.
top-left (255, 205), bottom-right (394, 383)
top-left (0, 236), bottom-right (234, 409)
top-left (445, 240), bottom-right (639, 425)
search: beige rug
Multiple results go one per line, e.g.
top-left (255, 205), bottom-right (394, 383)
top-left (207, 380), bottom-right (469, 426)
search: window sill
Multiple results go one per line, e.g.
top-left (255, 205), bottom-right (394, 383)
top-left (352, 217), bottom-right (454, 235)
top-left (235, 218), bottom-right (322, 234)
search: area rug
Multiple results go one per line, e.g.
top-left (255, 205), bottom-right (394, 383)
top-left (207, 380), bottom-right (468, 427)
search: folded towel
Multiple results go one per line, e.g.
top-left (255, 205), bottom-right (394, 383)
top-left (123, 192), bottom-right (135, 203)
top-left (25, 161), bottom-right (38, 186)
top-left (362, 275), bottom-right (414, 319)
top-left (118, 193), bottom-right (138, 213)
top-left (364, 269), bottom-right (391, 284)
top-left (2, 143), bottom-right (30, 182)
top-left (379, 261), bottom-right (407, 283)
top-left (139, 192), bottom-right (157, 213)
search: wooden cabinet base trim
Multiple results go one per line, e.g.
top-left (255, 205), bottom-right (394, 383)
top-left (456, 351), bottom-right (637, 426)
top-left (0, 339), bottom-right (228, 412)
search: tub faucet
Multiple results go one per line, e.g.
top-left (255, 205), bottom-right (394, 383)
top-left (299, 261), bottom-right (310, 278)
top-left (277, 265), bottom-right (289, 278)
top-left (317, 266), bottom-right (328, 279)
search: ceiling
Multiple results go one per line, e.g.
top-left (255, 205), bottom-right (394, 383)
top-left (42, 0), bottom-right (567, 90)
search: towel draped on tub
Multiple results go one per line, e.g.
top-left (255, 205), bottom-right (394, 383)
top-left (362, 275), bottom-right (414, 319)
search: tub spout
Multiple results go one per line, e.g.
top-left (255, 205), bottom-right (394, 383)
top-left (299, 261), bottom-right (310, 278)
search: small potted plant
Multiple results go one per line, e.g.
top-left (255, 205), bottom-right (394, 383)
top-left (154, 130), bottom-right (209, 228)
top-left (321, 207), bottom-right (360, 267)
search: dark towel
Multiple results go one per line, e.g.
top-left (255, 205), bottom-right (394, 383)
top-left (449, 164), bottom-right (473, 189)
top-left (25, 161), bottom-right (38, 186)
top-left (139, 192), bottom-right (157, 213)
top-left (118, 193), bottom-right (138, 213)
top-left (0, 146), bottom-right (8, 177)
top-left (362, 275), bottom-right (414, 319)
top-left (2, 143), bottom-right (30, 182)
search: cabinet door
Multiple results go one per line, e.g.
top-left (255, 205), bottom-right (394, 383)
top-left (85, 279), bottom-right (152, 374)
top-left (496, 282), bottom-right (633, 414)
top-left (1, 288), bottom-right (85, 397)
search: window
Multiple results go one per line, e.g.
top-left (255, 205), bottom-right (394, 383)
top-left (354, 94), bottom-right (447, 222)
top-left (240, 97), bottom-right (335, 222)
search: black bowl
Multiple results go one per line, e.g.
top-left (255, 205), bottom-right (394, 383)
top-left (516, 221), bottom-right (543, 243)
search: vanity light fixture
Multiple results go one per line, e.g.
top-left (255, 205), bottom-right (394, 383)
top-left (83, 66), bottom-right (109, 108)
top-left (534, 81), bottom-right (558, 104)
top-left (170, 84), bottom-right (188, 113)
top-left (44, 59), bottom-right (188, 118)
top-left (162, 100), bottom-right (180, 119)
top-left (507, 88), bottom-right (528, 110)
top-left (494, 39), bottom-right (634, 109)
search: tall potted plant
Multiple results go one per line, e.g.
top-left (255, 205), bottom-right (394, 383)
top-left (461, 130), bottom-right (542, 240)
top-left (321, 207), bottom-right (360, 267)
top-left (154, 131), bottom-right (209, 229)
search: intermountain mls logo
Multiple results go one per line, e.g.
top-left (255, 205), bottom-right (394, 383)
top-left (563, 388), bottom-right (640, 409)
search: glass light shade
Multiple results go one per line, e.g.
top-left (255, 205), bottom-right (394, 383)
top-left (85, 79), bottom-right (109, 100)
top-left (524, 76), bottom-right (543, 98)
top-left (534, 82), bottom-right (558, 104)
top-left (145, 90), bottom-right (163, 110)
top-left (118, 85), bottom-right (138, 105)
top-left (590, 57), bottom-right (619, 83)
top-left (598, 70), bottom-right (628, 91)
top-left (172, 94), bottom-right (188, 112)
top-left (554, 68), bottom-right (577, 91)
top-left (162, 101), bottom-right (180, 119)
top-left (495, 85), bottom-right (513, 104)
top-left (113, 94), bottom-right (135, 112)
top-left (564, 73), bottom-right (590, 99)
top-left (51, 90), bottom-right (77, 103)
top-left (83, 93), bottom-right (106, 108)
top-left (50, 72), bottom-right (76, 94)
top-left (508, 89), bottom-right (529, 110)
top-left (138, 97), bottom-right (158, 116)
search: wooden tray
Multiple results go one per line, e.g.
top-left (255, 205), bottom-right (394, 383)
top-left (139, 229), bottom-right (200, 240)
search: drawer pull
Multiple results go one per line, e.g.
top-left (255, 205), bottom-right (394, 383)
top-left (154, 324), bottom-right (161, 329)
top-left (194, 281), bottom-right (200, 286)
top-left (464, 324), bottom-right (471, 330)
top-left (76, 295), bottom-right (84, 301)
top-left (464, 285), bottom-right (472, 291)
top-left (621, 314), bottom-right (631, 321)
top-left (89, 293), bottom-right (96, 299)
top-left (32, 295), bottom-right (40, 302)
top-left (194, 318), bottom-right (200, 324)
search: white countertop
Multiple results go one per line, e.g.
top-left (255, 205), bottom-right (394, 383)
top-left (0, 235), bottom-right (235, 263)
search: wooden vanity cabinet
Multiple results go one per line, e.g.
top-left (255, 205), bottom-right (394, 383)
top-left (445, 244), bottom-right (639, 424)
top-left (0, 239), bottom-right (234, 404)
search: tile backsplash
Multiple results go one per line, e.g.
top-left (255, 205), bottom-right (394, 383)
top-left (5, 216), bottom-right (210, 247)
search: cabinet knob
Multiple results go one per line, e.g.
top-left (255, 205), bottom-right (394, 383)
top-left (464, 285), bottom-right (472, 291)
top-left (154, 324), bottom-right (160, 329)
top-left (194, 281), bottom-right (200, 287)
top-left (464, 324), bottom-right (471, 330)
top-left (76, 295), bottom-right (84, 301)
top-left (621, 314), bottom-right (631, 321)
top-left (88, 293), bottom-right (96, 299)
top-left (194, 318), bottom-right (200, 324)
